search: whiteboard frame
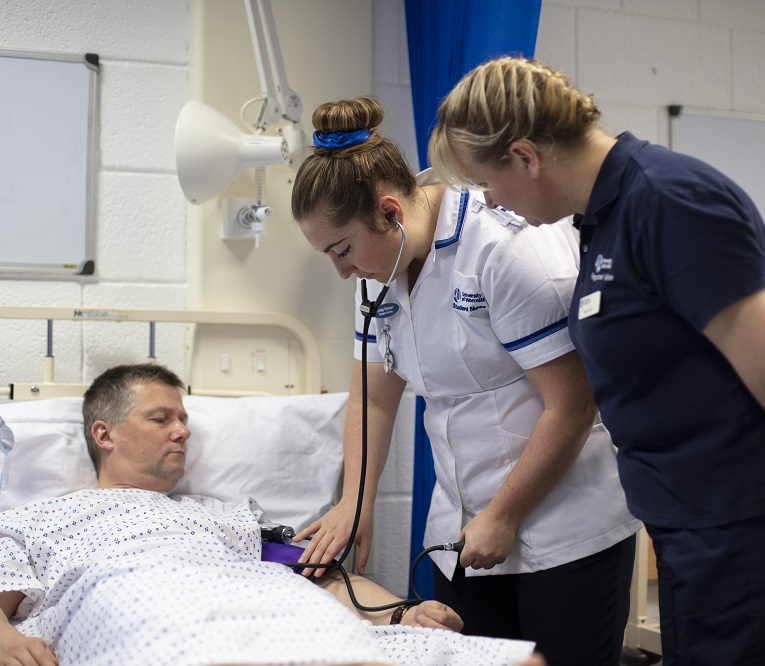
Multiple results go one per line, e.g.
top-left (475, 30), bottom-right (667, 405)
top-left (0, 49), bottom-right (99, 276)
top-left (668, 105), bottom-right (765, 218)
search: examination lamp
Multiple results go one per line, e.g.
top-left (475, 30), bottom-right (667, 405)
top-left (174, 100), bottom-right (288, 205)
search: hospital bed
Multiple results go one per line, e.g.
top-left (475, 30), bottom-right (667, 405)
top-left (0, 305), bottom-right (536, 665)
top-left (0, 302), bottom-right (349, 534)
top-left (0, 303), bottom-right (341, 533)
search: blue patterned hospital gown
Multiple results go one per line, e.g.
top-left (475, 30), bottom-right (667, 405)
top-left (0, 489), bottom-right (532, 665)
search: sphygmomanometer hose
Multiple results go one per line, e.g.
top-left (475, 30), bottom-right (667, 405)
top-left (409, 540), bottom-right (465, 601)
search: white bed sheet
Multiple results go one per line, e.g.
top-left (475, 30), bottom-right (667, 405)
top-left (0, 490), bottom-right (534, 666)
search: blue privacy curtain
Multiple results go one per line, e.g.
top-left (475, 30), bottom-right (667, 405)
top-left (403, 0), bottom-right (542, 599)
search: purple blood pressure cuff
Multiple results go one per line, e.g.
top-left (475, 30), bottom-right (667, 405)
top-left (261, 542), bottom-right (306, 574)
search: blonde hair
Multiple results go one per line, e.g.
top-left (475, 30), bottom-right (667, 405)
top-left (429, 57), bottom-right (601, 188)
top-left (291, 97), bottom-right (417, 229)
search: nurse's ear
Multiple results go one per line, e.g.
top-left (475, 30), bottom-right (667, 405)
top-left (508, 140), bottom-right (543, 179)
top-left (378, 195), bottom-right (403, 228)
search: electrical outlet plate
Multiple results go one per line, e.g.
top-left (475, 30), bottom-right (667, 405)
top-left (189, 330), bottom-right (301, 395)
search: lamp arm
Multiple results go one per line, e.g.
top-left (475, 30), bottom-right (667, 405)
top-left (244, 0), bottom-right (303, 133)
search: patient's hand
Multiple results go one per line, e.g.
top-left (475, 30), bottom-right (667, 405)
top-left (402, 600), bottom-right (464, 633)
top-left (294, 496), bottom-right (373, 578)
top-left (0, 623), bottom-right (58, 666)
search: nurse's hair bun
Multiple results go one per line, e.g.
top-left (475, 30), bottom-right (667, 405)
top-left (311, 97), bottom-right (385, 154)
top-left (292, 96), bottom-right (416, 228)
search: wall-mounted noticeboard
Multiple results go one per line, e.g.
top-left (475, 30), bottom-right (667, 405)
top-left (669, 106), bottom-right (765, 218)
top-left (0, 49), bottom-right (99, 275)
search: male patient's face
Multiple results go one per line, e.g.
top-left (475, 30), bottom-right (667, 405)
top-left (107, 380), bottom-right (190, 492)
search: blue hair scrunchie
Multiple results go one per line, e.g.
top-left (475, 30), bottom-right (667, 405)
top-left (313, 128), bottom-right (371, 149)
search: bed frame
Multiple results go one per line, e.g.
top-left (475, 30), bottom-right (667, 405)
top-left (0, 305), bottom-right (321, 400)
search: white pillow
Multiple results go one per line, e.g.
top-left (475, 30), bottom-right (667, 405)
top-left (0, 393), bottom-right (347, 532)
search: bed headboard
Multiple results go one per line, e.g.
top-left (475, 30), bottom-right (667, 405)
top-left (0, 306), bottom-right (322, 400)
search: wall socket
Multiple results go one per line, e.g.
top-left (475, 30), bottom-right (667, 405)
top-left (189, 326), bottom-right (302, 395)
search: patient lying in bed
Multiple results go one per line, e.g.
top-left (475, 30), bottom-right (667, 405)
top-left (0, 364), bottom-right (536, 666)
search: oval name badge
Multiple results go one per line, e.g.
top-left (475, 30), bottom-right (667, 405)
top-left (375, 303), bottom-right (400, 318)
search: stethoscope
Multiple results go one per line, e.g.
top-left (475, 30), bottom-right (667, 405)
top-left (285, 214), bottom-right (463, 614)
top-left (359, 212), bottom-right (405, 318)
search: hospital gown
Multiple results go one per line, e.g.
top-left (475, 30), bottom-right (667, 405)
top-left (0, 489), bottom-right (533, 666)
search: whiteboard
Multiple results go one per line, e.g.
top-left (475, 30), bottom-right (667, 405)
top-left (0, 49), bottom-right (98, 275)
top-left (669, 106), bottom-right (765, 219)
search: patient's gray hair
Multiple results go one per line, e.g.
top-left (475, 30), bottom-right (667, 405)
top-left (83, 364), bottom-right (185, 474)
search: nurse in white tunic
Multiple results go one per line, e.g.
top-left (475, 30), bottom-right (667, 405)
top-left (291, 97), bottom-right (640, 666)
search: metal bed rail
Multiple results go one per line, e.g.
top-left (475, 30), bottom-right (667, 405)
top-left (0, 305), bottom-right (321, 399)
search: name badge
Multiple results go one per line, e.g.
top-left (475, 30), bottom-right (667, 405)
top-left (578, 291), bottom-right (602, 320)
top-left (375, 302), bottom-right (399, 318)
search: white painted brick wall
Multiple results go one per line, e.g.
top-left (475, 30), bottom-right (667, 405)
top-left (0, 0), bottom-right (189, 387)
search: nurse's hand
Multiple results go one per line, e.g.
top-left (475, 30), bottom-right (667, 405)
top-left (458, 508), bottom-right (518, 570)
top-left (403, 601), bottom-right (464, 632)
top-left (294, 496), bottom-right (374, 578)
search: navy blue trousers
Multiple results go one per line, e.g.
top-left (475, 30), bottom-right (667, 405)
top-left (647, 515), bottom-right (765, 666)
top-left (432, 535), bottom-right (636, 666)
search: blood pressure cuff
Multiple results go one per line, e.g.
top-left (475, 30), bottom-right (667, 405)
top-left (261, 541), bottom-right (307, 574)
top-left (261, 541), bottom-right (340, 578)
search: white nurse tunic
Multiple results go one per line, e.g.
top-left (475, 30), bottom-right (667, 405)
top-left (354, 170), bottom-right (640, 580)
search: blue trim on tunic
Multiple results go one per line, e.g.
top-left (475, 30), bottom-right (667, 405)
top-left (434, 189), bottom-right (470, 249)
top-left (503, 318), bottom-right (568, 352)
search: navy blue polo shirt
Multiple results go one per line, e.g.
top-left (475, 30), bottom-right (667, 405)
top-left (569, 132), bottom-right (765, 529)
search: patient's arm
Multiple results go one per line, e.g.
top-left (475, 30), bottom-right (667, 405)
top-left (314, 570), bottom-right (463, 632)
top-left (0, 591), bottom-right (58, 666)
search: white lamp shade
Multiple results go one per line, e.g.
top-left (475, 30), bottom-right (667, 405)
top-left (174, 100), bottom-right (288, 205)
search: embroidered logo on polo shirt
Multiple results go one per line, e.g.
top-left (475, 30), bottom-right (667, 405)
top-left (453, 288), bottom-right (487, 312)
top-left (594, 254), bottom-right (613, 272)
top-left (590, 254), bottom-right (615, 283)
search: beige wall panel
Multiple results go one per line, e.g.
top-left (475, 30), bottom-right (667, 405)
top-left (187, 0), bottom-right (373, 393)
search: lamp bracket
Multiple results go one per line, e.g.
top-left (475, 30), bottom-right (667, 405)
top-left (244, 0), bottom-right (303, 134)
